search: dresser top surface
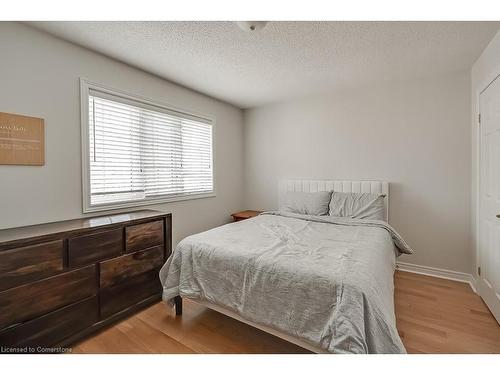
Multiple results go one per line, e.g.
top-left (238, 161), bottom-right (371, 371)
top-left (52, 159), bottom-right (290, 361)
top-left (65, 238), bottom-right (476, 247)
top-left (0, 210), bottom-right (169, 246)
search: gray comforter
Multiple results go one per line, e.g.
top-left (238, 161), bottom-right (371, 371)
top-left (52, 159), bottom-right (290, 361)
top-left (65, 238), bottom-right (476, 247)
top-left (159, 211), bottom-right (413, 354)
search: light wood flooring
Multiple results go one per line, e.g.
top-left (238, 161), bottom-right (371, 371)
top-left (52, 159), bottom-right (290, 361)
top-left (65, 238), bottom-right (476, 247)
top-left (72, 271), bottom-right (500, 354)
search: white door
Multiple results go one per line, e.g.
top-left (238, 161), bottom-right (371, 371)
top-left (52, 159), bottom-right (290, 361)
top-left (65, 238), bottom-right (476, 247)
top-left (479, 75), bottom-right (500, 323)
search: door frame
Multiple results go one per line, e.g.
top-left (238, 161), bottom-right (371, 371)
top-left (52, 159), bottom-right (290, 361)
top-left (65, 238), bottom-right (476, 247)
top-left (475, 70), bottom-right (500, 296)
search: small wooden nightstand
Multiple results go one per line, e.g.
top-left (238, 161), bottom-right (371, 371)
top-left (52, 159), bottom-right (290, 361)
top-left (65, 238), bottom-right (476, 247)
top-left (231, 210), bottom-right (263, 222)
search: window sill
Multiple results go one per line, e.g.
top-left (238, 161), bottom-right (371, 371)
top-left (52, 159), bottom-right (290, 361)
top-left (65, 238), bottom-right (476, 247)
top-left (83, 192), bottom-right (216, 213)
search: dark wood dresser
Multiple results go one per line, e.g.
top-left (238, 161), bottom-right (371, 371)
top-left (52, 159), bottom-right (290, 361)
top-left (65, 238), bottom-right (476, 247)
top-left (0, 210), bottom-right (171, 351)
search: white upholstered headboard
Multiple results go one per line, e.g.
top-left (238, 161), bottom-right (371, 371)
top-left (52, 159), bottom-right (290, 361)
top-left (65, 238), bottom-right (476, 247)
top-left (278, 179), bottom-right (389, 221)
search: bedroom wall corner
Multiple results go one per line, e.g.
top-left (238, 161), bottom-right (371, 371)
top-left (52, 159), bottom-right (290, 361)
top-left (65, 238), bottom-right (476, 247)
top-left (0, 22), bottom-right (245, 247)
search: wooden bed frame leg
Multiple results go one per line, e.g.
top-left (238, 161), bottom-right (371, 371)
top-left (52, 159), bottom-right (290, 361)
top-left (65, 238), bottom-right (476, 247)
top-left (174, 296), bottom-right (183, 316)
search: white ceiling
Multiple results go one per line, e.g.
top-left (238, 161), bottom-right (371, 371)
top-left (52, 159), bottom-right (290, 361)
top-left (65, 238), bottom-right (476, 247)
top-left (27, 21), bottom-right (500, 109)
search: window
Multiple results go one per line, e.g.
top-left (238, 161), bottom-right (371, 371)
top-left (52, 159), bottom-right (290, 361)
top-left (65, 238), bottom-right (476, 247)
top-left (81, 80), bottom-right (214, 212)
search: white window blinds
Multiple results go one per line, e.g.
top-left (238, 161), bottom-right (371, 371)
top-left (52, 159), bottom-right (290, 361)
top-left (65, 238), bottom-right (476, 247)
top-left (87, 88), bottom-right (213, 209)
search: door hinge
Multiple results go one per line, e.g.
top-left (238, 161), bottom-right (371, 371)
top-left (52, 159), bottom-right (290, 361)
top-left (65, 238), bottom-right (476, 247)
top-left (478, 266), bottom-right (481, 276)
top-left (478, 113), bottom-right (481, 124)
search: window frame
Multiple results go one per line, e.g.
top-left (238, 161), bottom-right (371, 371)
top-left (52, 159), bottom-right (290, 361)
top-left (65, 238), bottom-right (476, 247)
top-left (80, 78), bottom-right (216, 213)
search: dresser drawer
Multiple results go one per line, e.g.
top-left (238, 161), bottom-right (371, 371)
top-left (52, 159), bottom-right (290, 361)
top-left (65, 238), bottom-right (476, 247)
top-left (68, 228), bottom-right (123, 267)
top-left (125, 220), bottom-right (164, 253)
top-left (100, 245), bottom-right (164, 288)
top-left (0, 240), bottom-right (63, 292)
top-left (100, 269), bottom-right (161, 319)
top-left (0, 296), bottom-right (98, 348)
top-left (0, 265), bottom-right (97, 330)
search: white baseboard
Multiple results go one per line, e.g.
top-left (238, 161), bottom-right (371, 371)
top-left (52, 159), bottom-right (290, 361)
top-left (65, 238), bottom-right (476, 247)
top-left (396, 261), bottom-right (477, 293)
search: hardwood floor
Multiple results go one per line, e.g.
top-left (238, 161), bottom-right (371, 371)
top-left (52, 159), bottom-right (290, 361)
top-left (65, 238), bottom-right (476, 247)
top-left (72, 271), bottom-right (500, 354)
top-left (395, 271), bottom-right (500, 353)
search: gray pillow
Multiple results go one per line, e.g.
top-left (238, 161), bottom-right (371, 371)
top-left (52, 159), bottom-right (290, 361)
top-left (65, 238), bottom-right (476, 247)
top-left (280, 191), bottom-right (332, 216)
top-left (329, 192), bottom-right (386, 220)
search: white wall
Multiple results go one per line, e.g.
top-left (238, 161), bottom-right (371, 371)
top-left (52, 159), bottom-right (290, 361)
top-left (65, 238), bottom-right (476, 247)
top-left (244, 71), bottom-right (472, 273)
top-left (0, 22), bottom-right (244, 247)
top-left (471, 31), bottom-right (500, 280)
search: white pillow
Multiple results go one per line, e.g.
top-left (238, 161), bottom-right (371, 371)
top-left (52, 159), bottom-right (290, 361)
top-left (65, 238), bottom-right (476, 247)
top-left (280, 191), bottom-right (332, 216)
top-left (329, 192), bottom-right (386, 220)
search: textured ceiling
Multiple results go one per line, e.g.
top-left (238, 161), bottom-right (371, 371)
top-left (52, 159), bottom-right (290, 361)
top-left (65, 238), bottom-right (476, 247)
top-left (27, 21), bottom-right (500, 108)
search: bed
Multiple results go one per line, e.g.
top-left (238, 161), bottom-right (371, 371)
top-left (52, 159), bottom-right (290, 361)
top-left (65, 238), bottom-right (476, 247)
top-left (159, 180), bottom-right (413, 353)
